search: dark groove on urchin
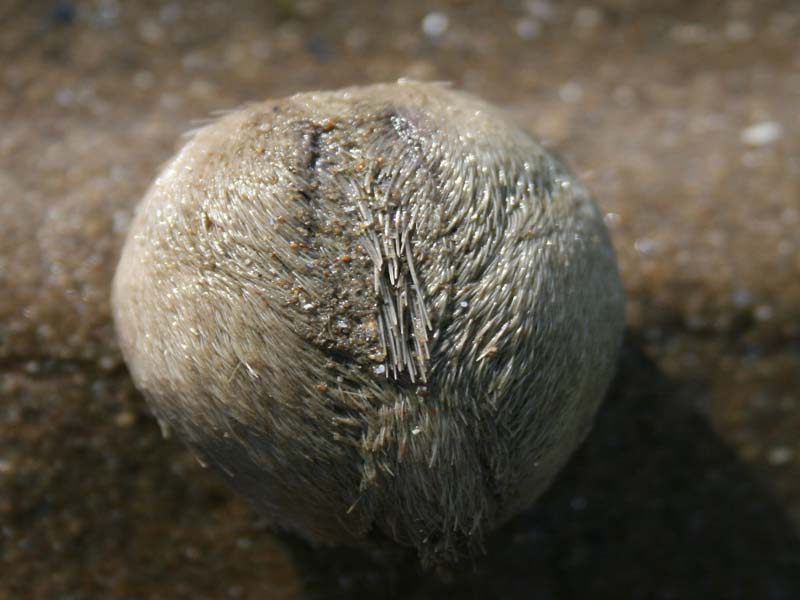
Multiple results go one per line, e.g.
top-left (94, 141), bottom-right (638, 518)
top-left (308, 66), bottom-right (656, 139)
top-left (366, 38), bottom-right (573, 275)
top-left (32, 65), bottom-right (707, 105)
top-left (296, 121), bottom-right (326, 239)
top-left (303, 122), bottom-right (323, 173)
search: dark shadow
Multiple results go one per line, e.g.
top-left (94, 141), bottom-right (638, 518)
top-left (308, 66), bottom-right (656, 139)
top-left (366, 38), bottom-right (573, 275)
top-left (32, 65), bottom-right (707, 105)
top-left (292, 336), bottom-right (800, 599)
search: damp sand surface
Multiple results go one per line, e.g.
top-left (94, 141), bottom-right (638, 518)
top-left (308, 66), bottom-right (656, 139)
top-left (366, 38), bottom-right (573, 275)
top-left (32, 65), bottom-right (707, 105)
top-left (2, 1), bottom-right (799, 597)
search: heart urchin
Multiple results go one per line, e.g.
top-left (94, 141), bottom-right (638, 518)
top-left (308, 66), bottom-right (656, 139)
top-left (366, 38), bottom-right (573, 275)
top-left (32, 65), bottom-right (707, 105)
top-left (112, 81), bottom-right (624, 565)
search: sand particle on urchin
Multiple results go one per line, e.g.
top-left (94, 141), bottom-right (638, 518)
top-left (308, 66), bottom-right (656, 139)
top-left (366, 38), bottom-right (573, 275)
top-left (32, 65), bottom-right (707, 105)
top-left (111, 81), bottom-right (625, 565)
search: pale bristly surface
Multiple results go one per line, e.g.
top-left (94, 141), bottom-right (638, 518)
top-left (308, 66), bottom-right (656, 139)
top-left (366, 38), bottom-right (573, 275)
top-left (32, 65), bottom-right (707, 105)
top-left (112, 81), bottom-right (624, 564)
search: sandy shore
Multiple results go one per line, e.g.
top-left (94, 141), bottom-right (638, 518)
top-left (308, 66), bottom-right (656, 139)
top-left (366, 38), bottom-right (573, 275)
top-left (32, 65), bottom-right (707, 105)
top-left (1, 1), bottom-right (799, 597)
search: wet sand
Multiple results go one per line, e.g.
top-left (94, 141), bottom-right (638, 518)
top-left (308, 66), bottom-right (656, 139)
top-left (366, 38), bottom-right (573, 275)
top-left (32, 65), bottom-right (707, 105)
top-left (1, 1), bottom-right (799, 597)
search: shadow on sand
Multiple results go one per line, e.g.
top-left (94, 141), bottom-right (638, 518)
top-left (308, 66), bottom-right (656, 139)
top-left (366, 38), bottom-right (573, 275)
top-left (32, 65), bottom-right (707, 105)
top-left (294, 336), bottom-right (800, 599)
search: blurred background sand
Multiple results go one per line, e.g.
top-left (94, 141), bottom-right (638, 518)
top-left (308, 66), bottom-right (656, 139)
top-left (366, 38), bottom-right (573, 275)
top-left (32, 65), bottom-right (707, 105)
top-left (1, 1), bottom-right (799, 598)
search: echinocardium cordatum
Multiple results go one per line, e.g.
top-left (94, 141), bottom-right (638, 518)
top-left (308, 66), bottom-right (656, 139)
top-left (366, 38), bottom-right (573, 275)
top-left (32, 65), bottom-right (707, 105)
top-left (111, 81), bottom-right (625, 565)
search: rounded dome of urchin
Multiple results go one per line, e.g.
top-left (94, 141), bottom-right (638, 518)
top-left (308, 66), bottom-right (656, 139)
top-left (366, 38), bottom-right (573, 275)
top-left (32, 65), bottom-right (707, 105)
top-left (112, 81), bottom-right (624, 565)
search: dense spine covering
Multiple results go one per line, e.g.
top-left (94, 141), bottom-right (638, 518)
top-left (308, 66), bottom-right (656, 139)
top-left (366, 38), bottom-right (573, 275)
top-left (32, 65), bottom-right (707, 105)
top-left (112, 82), bottom-right (625, 564)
